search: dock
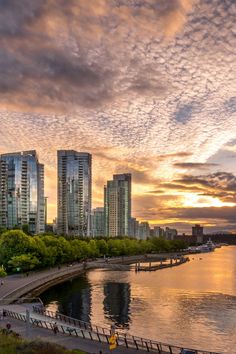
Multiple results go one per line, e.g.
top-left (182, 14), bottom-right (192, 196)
top-left (135, 256), bottom-right (189, 271)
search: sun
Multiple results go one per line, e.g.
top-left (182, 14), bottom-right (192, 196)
top-left (182, 193), bottom-right (235, 208)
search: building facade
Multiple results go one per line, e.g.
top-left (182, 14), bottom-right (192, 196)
top-left (138, 221), bottom-right (150, 240)
top-left (129, 217), bottom-right (139, 238)
top-left (192, 224), bottom-right (204, 243)
top-left (153, 226), bottom-right (165, 238)
top-left (165, 227), bottom-right (178, 240)
top-left (0, 150), bottom-right (45, 234)
top-left (104, 174), bottom-right (131, 237)
top-left (91, 207), bottom-right (105, 237)
top-left (57, 150), bottom-right (92, 236)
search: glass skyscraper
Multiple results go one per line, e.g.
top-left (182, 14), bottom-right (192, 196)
top-left (91, 207), bottom-right (105, 237)
top-left (0, 150), bottom-right (45, 234)
top-left (57, 150), bottom-right (92, 236)
top-left (104, 173), bottom-right (131, 237)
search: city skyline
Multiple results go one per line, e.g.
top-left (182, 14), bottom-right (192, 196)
top-left (0, 1), bottom-right (235, 233)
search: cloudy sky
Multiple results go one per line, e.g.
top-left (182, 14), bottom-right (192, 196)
top-left (0, 0), bottom-right (235, 233)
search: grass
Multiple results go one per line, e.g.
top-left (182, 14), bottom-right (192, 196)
top-left (0, 330), bottom-right (86, 354)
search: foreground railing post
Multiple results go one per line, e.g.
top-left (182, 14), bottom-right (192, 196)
top-left (156, 343), bottom-right (161, 354)
top-left (134, 339), bottom-right (139, 350)
top-left (26, 309), bottom-right (30, 335)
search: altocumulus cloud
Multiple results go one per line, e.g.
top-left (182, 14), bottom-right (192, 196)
top-left (0, 0), bottom-right (235, 230)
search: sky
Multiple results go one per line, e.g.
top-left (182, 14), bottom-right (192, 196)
top-left (0, 0), bottom-right (235, 233)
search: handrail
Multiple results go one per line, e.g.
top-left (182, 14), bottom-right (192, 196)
top-left (31, 306), bottom-right (221, 354)
top-left (0, 297), bottom-right (43, 306)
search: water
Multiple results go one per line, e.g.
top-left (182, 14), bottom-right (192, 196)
top-left (40, 246), bottom-right (236, 353)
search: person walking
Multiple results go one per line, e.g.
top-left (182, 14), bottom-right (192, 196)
top-left (6, 322), bottom-right (11, 333)
top-left (53, 322), bottom-right (59, 335)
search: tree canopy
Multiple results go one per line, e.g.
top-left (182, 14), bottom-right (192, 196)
top-left (0, 230), bottom-right (187, 273)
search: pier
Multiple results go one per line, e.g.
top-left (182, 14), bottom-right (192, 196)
top-left (135, 256), bottom-right (189, 272)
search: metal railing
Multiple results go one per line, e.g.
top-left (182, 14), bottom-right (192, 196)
top-left (0, 297), bottom-right (43, 306)
top-left (30, 307), bottom-right (221, 354)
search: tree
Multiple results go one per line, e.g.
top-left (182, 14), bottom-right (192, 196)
top-left (0, 227), bottom-right (7, 235)
top-left (0, 230), bottom-right (33, 269)
top-left (8, 254), bottom-right (40, 273)
top-left (22, 224), bottom-right (31, 235)
top-left (96, 239), bottom-right (108, 255)
top-left (0, 268), bottom-right (7, 277)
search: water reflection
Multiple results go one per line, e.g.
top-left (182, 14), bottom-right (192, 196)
top-left (40, 246), bottom-right (236, 353)
top-left (43, 276), bottom-right (92, 323)
top-left (103, 282), bottom-right (131, 328)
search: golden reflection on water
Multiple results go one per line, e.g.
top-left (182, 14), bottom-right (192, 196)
top-left (42, 246), bottom-right (236, 353)
top-left (88, 247), bottom-right (236, 353)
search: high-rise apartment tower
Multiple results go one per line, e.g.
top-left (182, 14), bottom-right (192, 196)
top-left (0, 150), bottom-right (45, 234)
top-left (57, 150), bottom-right (92, 236)
top-left (104, 173), bottom-right (131, 237)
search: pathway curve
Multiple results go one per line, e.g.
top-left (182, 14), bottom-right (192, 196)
top-left (0, 253), bottom-right (185, 303)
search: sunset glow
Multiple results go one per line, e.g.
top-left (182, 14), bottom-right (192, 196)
top-left (0, 0), bottom-right (235, 233)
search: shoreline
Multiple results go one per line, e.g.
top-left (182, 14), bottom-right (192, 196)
top-left (0, 252), bottom-right (189, 304)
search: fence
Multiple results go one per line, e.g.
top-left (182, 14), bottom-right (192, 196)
top-left (0, 297), bottom-right (43, 307)
top-left (30, 307), bottom-right (220, 354)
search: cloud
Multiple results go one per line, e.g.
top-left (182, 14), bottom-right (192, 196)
top-left (175, 172), bottom-right (236, 191)
top-left (171, 206), bottom-right (236, 225)
top-left (224, 97), bottom-right (236, 114)
top-left (174, 103), bottom-right (194, 123)
top-left (0, 0), bottom-right (44, 36)
top-left (0, 0), bottom-right (235, 232)
top-left (0, 0), bottom-right (195, 111)
top-left (173, 162), bottom-right (219, 169)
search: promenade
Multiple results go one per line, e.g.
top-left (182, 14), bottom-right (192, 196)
top-left (0, 253), bottom-right (186, 302)
top-left (0, 314), bottom-right (149, 354)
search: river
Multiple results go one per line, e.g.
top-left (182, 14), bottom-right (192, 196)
top-left (40, 246), bottom-right (236, 353)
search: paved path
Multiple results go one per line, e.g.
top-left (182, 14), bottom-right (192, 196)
top-left (0, 316), bottom-right (151, 354)
top-left (0, 263), bottom-right (87, 300)
top-left (0, 253), bottom-right (184, 302)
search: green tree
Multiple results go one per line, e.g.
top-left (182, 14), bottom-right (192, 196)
top-left (88, 239), bottom-right (100, 258)
top-left (0, 230), bottom-right (33, 269)
top-left (22, 224), bottom-right (31, 235)
top-left (8, 254), bottom-right (40, 272)
top-left (0, 227), bottom-right (7, 235)
top-left (0, 268), bottom-right (7, 277)
top-left (96, 239), bottom-right (108, 255)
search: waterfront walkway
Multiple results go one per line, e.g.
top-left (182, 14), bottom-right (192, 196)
top-left (0, 303), bottom-right (221, 354)
top-left (0, 315), bottom-right (149, 354)
top-left (0, 253), bottom-right (222, 354)
top-left (0, 253), bottom-right (187, 303)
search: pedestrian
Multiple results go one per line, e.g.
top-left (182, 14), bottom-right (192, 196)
top-left (6, 322), bottom-right (11, 333)
top-left (2, 309), bottom-right (6, 320)
top-left (53, 322), bottom-right (59, 335)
